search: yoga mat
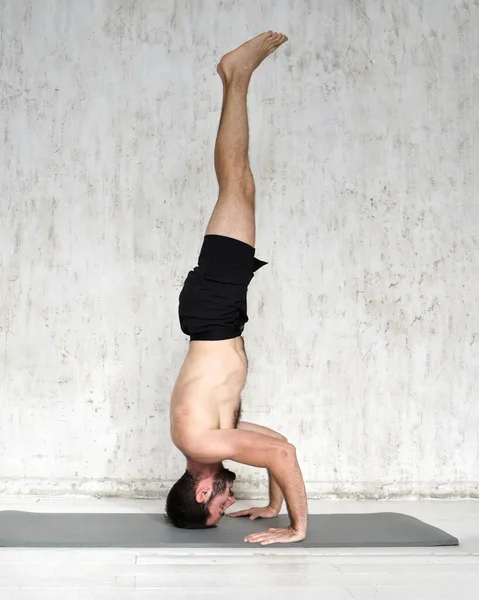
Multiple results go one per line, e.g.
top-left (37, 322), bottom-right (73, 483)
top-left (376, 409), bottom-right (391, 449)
top-left (0, 511), bottom-right (458, 548)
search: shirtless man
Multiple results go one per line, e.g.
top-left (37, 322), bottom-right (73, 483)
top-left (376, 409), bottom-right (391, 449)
top-left (166, 32), bottom-right (308, 545)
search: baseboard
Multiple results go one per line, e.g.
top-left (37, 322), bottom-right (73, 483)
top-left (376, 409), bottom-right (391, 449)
top-left (1, 478), bottom-right (478, 499)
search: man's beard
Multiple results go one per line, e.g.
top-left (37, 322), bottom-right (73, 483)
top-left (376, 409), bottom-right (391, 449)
top-left (209, 467), bottom-right (236, 502)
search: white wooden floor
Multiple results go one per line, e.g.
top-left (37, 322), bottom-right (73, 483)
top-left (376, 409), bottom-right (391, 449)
top-left (0, 498), bottom-right (478, 600)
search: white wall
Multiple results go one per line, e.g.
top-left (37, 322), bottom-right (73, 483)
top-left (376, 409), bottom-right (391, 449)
top-left (1, 0), bottom-right (478, 499)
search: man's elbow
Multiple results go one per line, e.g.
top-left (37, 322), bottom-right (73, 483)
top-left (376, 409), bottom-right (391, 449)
top-left (277, 441), bottom-right (296, 461)
top-left (264, 441), bottom-right (297, 472)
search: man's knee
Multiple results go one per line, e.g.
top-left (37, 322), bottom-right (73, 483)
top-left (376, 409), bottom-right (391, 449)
top-left (243, 171), bottom-right (255, 201)
top-left (239, 180), bottom-right (255, 205)
top-left (220, 170), bottom-right (255, 203)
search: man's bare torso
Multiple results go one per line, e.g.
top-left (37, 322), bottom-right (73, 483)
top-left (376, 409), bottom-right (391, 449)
top-left (170, 338), bottom-right (247, 453)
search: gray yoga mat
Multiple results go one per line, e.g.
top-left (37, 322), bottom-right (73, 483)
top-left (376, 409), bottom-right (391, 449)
top-left (0, 511), bottom-right (458, 548)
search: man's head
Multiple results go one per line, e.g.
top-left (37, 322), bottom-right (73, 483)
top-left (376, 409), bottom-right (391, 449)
top-left (165, 466), bottom-right (236, 528)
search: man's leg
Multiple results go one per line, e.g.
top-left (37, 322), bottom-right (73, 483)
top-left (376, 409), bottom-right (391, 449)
top-left (206, 31), bottom-right (288, 247)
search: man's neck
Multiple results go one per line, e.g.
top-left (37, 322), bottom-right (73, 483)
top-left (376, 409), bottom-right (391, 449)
top-left (186, 459), bottom-right (222, 478)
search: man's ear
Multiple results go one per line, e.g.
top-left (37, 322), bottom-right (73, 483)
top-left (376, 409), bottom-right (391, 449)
top-left (195, 479), bottom-right (212, 504)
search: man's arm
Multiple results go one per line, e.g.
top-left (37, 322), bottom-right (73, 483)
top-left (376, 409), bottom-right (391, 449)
top-left (184, 428), bottom-right (308, 536)
top-left (236, 421), bottom-right (286, 515)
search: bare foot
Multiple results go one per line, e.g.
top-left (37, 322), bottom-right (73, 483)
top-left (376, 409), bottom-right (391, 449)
top-left (217, 31), bottom-right (288, 83)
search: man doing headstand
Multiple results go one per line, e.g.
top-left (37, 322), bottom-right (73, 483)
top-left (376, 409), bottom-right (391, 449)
top-left (166, 32), bottom-right (308, 545)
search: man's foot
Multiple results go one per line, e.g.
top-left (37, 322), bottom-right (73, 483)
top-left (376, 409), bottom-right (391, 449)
top-left (217, 31), bottom-right (288, 84)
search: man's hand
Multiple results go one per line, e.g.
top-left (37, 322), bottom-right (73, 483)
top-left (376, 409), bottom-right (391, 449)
top-left (244, 526), bottom-right (306, 545)
top-left (227, 505), bottom-right (278, 520)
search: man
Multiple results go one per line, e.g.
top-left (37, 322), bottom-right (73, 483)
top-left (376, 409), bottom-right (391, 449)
top-left (166, 32), bottom-right (308, 545)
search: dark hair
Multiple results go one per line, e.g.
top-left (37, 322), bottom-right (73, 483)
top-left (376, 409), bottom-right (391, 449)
top-left (165, 471), bottom-right (215, 529)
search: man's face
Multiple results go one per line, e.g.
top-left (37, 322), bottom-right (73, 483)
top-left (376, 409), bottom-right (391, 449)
top-left (205, 467), bottom-right (236, 526)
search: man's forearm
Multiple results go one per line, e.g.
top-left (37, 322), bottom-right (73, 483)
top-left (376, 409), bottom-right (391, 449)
top-left (267, 445), bottom-right (308, 533)
top-left (236, 421), bottom-right (288, 514)
top-left (267, 470), bottom-right (284, 514)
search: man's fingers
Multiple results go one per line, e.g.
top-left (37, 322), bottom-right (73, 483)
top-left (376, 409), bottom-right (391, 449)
top-left (244, 532), bottom-right (281, 544)
top-left (260, 536), bottom-right (283, 546)
top-left (247, 533), bottom-right (281, 545)
top-left (245, 529), bottom-right (293, 545)
top-left (244, 533), bottom-right (263, 541)
top-left (244, 532), bottom-right (269, 543)
top-left (228, 510), bottom-right (249, 518)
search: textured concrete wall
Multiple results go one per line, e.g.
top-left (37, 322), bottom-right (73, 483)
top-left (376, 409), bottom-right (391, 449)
top-left (1, 0), bottom-right (478, 499)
